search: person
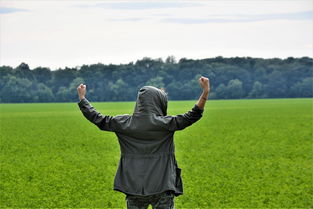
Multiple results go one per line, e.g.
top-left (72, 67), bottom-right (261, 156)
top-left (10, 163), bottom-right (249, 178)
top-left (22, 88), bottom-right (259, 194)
top-left (77, 76), bottom-right (210, 209)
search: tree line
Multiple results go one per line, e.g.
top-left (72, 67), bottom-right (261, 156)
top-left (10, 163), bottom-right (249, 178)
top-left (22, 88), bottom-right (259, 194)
top-left (0, 56), bottom-right (312, 103)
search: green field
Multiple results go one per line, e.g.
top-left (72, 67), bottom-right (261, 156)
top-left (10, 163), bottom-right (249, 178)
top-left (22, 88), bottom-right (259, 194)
top-left (0, 98), bottom-right (312, 208)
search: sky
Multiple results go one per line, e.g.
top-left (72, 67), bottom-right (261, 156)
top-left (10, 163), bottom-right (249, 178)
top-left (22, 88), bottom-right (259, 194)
top-left (0, 0), bottom-right (312, 70)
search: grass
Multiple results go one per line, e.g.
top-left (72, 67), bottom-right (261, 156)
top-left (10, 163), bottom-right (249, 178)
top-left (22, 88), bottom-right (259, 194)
top-left (0, 98), bottom-right (312, 208)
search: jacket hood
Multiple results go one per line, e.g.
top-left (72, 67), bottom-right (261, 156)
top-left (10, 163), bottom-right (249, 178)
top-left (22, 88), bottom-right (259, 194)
top-left (133, 86), bottom-right (168, 116)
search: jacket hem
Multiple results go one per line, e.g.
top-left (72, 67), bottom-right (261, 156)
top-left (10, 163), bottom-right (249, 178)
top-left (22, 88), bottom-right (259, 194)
top-left (113, 186), bottom-right (183, 197)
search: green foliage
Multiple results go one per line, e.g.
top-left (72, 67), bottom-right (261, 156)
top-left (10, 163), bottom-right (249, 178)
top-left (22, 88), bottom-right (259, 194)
top-left (33, 67), bottom-right (52, 85)
top-left (0, 76), bottom-right (33, 102)
top-left (248, 81), bottom-right (264, 98)
top-left (290, 77), bottom-right (313, 97)
top-left (145, 76), bottom-right (165, 89)
top-left (0, 98), bottom-right (312, 207)
top-left (35, 83), bottom-right (54, 102)
top-left (226, 79), bottom-right (244, 99)
top-left (215, 83), bottom-right (228, 99)
top-left (109, 79), bottom-right (129, 101)
top-left (56, 86), bottom-right (70, 102)
top-left (0, 56), bottom-right (312, 103)
top-left (265, 70), bottom-right (287, 98)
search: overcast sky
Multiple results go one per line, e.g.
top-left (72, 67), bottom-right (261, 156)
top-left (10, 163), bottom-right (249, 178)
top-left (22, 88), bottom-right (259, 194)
top-left (0, 0), bottom-right (312, 70)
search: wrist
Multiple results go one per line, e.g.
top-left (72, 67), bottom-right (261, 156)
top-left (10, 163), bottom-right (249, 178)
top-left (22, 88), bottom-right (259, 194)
top-left (202, 89), bottom-right (209, 95)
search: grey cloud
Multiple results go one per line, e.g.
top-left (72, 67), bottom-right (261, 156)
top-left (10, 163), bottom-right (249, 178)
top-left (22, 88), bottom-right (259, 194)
top-left (160, 10), bottom-right (313, 24)
top-left (108, 17), bottom-right (149, 22)
top-left (74, 1), bottom-right (204, 10)
top-left (96, 10), bottom-right (313, 24)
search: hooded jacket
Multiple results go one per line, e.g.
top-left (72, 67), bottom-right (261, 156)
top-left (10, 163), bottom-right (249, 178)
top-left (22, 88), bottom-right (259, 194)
top-left (77, 86), bottom-right (204, 197)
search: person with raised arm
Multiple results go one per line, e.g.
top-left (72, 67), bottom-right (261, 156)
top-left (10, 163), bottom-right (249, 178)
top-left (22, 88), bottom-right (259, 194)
top-left (77, 76), bottom-right (210, 209)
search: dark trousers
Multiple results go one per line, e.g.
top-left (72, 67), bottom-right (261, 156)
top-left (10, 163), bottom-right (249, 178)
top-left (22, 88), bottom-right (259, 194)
top-left (125, 190), bottom-right (175, 209)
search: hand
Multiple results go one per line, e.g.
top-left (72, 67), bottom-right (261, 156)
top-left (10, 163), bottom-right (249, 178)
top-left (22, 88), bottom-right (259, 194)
top-left (77, 84), bottom-right (86, 100)
top-left (198, 76), bottom-right (210, 93)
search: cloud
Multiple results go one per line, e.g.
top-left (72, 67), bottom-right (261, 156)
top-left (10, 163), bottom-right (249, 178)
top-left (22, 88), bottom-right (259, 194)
top-left (160, 10), bottom-right (313, 24)
top-left (74, 1), bottom-right (204, 10)
top-left (109, 17), bottom-right (149, 22)
top-left (0, 7), bottom-right (28, 14)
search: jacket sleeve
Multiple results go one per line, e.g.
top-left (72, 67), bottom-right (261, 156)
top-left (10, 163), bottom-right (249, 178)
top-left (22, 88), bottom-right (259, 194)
top-left (162, 104), bottom-right (204, 132)
top-left (77, 98), bottom-right (128, 132)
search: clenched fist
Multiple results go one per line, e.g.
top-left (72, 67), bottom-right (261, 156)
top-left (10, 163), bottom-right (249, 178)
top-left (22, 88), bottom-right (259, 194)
top-left (198, 76), bottom-right (210, 93)
top-left (77, 84), bottom-right (86, 100)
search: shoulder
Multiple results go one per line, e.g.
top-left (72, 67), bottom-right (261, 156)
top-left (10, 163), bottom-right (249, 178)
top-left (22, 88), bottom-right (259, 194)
top-left (113, 114), bottom-right (131, 119)
top-left (154, 115), bottom-right (174, 121)
top-left (111, 114), bottom-right (132, 123)
top-left (153, 115), bottom-right (176, 130)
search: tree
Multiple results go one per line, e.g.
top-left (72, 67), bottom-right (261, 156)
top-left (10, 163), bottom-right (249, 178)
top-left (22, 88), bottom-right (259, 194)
top-left (165, 55), bottom-right (176, 64)
top-left (33, 67), bottom-right (52, 85)
top-left (182, 74), bottom-right (202, 100)
top-left (0, 57), bottom-right (312, 102)
top-left (215, 83), bottom-right (228, 99)
top-left (227, 79), bottom-right (244, 99)
top-left (165, 81), bottom-right (183, 100)
top-left (49, 68), bottom-right (77, 93)
top-left (146, 76), bottom-right (165, 88)
top-left (14, 63), bottom-right (35, 81)
top-left (0, 76), bottom-right (33, 102)
top-left (109, 79), bottom-right (129, 101)
top-left (290, 77), bottom-right (313, 97)
top-left (265, 70), bottom-right (287, 98)
top-left (35, 83), bottom-right (54, 102)
top-left (0, 66), bottom-right (13, 90)
top-left (56, 87), bottom-right (70, 102)
top-left (248, 81), bottom-right (264, 98)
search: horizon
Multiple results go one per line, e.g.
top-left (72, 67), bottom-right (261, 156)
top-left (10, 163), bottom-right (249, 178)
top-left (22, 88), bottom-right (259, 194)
top-left (2, 55), bottom-right (313, 71)
top-left (0, 55), bottom-right (313, 71)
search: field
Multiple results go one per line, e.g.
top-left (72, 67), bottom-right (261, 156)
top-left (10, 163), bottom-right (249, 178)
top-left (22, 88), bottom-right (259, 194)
top-left (0, 98), bottom-right (312, 208)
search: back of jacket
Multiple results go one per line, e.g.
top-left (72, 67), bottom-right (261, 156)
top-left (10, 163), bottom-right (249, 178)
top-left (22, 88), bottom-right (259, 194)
top-left (78, 86), bottom-right (204, 196)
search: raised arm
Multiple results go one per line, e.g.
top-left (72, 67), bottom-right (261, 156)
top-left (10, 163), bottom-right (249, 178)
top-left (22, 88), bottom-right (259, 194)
top-left (196, 76), bottom-right (210, 110)
top-left (76, 84), bottom-right (129, 132)
top-left (161, 76), bottom-right (210, 131)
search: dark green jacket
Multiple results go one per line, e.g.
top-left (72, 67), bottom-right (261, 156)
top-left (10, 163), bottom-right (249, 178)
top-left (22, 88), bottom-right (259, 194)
top-left (78, 86), bottom-right (204, 196)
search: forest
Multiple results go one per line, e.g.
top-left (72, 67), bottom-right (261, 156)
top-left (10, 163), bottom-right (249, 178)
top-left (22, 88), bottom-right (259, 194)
top-left (0, 56), bottom-right (312, 103)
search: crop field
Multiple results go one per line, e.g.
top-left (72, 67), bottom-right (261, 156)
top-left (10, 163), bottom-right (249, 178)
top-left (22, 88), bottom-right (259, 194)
top-left (0, 98), bottom-right (312, 208)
